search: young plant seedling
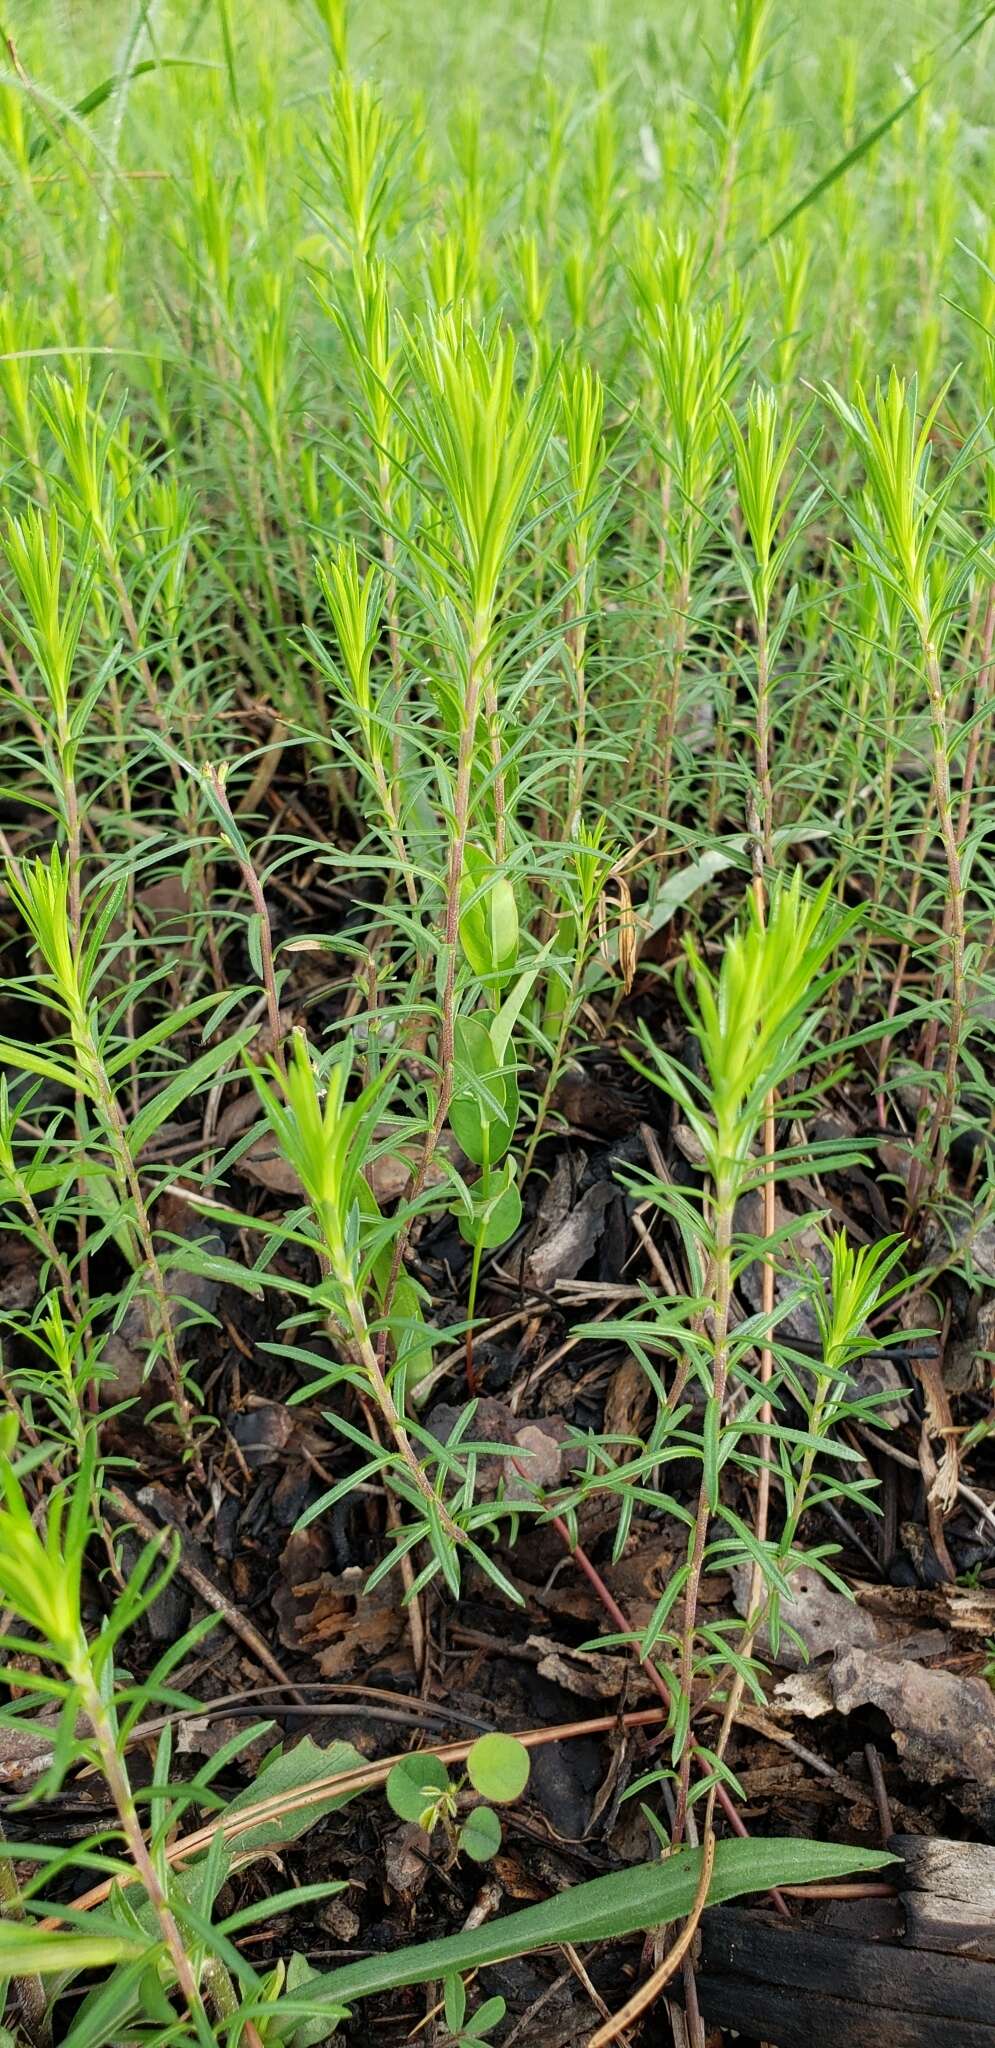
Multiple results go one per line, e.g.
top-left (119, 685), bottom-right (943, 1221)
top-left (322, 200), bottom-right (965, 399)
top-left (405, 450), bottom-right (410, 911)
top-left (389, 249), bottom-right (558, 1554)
top-left (442, 1970), bottom-right (507, 2047)
top-left (385, 1734), bottom-right (530, 1865)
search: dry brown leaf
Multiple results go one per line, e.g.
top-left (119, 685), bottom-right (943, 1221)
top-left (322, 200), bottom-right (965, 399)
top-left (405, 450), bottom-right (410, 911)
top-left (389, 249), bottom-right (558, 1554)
top-left (533, 1151), bottom-right (575, 1233)
top-left (672, 1122), bottom-right (708, 1167)
top-left (831, 1644), bottom-right (995, 1789)
top-left (318, 1895), bottom-right (361, 1941)
top-left (384, 1822), bottom-right (432, 1900)
top-left (272, 1560), bottom-right (403, 1675)
top-left (511, 1423), bottom-right (569, 1493)
top-left (522, 1180), bottom-right (617, 1292)
top-left (424, 1397), bottom-right (576, 1501)
top-left (772, 1667), bottom-right (836, 1719)
top-left (492, 1853), bottom-right (547, 1902)
top-left (175, 1716), bottom-right (275, 1768)
top-left (917, 1358), bottom-right (959, 1513)
top-left (731, 1563), bottom-right (919, 1672)
top-left (0, 1721), bottom-right (58, 1787)
top-left (616, 873), bottom-right (637, 994)
top-left (535, 1536), bottom-right (690, 1633)
top-left (901, 1290), bottom-right (958, 1524)
top-left (603, 1358), bottom-right (653, 1442)
top-left (138, 875), bottom-right (192, 921)
top-left (851, 1351), bottom-right (910, 1427)
top-left (852, 1578), bottom-right (995, 1634)
top-left (735, 1192), bottom-right (829, 1342)
top-left (946, 1295), bottom-right (995, 1392)
top-left (527, 1633), bottom-right (645, 1700)
top-left (549, 1070), bottom-right (642, 1137)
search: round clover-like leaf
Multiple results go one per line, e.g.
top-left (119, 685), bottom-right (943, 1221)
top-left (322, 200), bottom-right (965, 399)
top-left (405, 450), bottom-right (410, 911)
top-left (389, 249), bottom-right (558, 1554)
top-left (386, 1752), bottom-right (450, 1825)
top-left (465, 1733), bottom-right (530, 1803)
top-left (458, 1804), bottom-right (502, 1863)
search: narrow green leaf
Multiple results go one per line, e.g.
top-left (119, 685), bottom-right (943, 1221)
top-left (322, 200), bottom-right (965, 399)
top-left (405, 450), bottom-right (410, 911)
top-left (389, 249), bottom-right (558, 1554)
top-left (27, 59), bottom-right (219, 163)
top-left (760, 4), bottom-right (995, 247)
top-left (0, 1041), bottom-right (79, 1091)
top-left (128, 1033), bottom-right (245, 1157)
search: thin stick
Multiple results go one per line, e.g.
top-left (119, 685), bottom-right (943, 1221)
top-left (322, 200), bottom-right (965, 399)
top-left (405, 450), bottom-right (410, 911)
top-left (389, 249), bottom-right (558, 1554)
top-left (108, 1488), bottom-right (304, 1702)
top-left (864, 1742), bottom-right (894, 1844)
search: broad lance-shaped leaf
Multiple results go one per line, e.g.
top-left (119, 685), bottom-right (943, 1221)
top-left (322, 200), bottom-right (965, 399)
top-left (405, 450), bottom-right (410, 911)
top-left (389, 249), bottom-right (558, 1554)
top-left (489, 957), bottom-right (546, 1069)
top-left (450, 1014), bottom-right (518, 1166)
top-left (225, 1737), bottom-right (366, 1856)
top-left (290, 1836), bottom-right (894, 2009)
top-left (458, 844), bottom-right (518, 984)
top-left (457, 1159), bottom-right (521, 1249)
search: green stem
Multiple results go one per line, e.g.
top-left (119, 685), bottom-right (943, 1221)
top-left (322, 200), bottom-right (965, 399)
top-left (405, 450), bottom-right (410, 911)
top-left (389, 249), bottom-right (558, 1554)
top-left (337, 1268), bottom-right (467, 1553)
top-left (376, 612), bottom-right (491, 1331)
top-left (755, 604), bottom-right (773, 874)
top-left (75, 1666), bottom-right (206, 2031)
top-left (909, 642), bottom-right (967, 1210)
top-left (672, 1168), bottom-right (735, 1843)
top-left (81, 1035), bottom-right (199, 1458)
top-left (0, 1814), bottom-right (48, 2046)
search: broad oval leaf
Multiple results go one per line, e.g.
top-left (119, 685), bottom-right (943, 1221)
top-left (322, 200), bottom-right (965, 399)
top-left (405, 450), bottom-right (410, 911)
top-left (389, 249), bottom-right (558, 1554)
top-left (386, 1751), bottom-right (450, 1823)
top-left (466, 1733), bottom-right (530, 1803)
top-left (458, 1803), bottom-right (502, 1862)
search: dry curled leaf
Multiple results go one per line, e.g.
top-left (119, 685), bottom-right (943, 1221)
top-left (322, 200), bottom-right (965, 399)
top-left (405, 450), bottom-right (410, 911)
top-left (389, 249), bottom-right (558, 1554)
top-left (831, 1645), bottom-right (995, 1791)
top-left (527, 1633), bottom-right (644, 1700)
top-left (272, 1558), bottom-right (403, 1675)
top-left (616, 872), bottom-right (637, 994)
top-left (522, 1180), bottom-right (617, 1292)
top-left (731, 1563), bottom-right (918, 1672)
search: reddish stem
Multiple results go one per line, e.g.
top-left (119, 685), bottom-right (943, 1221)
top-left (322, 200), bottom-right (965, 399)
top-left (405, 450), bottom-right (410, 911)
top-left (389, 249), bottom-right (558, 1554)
top-left (546, 1509), bottom-right (790, 1917)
